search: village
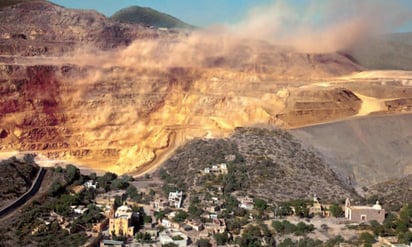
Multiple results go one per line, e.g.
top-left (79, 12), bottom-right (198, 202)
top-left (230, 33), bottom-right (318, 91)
top-left (26, 162), bottom-right (412, 247)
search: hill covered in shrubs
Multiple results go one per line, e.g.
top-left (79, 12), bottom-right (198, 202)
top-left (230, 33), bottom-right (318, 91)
top-left (157, 127), bottom-right (360, 202)
top-left (0, 155), bottom-right (39, 208)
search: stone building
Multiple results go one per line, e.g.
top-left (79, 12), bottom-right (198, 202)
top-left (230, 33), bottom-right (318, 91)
top-left (109, 204), bottom-right (138, 237)
top-left (309, 195), bottom-right (331, 217)
top-left (344, 198), bottom-right (385, 223)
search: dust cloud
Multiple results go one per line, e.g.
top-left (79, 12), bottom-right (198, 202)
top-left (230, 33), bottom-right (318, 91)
top-left (65, 0), bottom-right (412, 72)
top-left (234, 0), bottom-right (412, 53)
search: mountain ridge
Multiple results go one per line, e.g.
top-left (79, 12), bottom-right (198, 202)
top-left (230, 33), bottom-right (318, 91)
top-left (111, 5), bottom-right (194, 29)
top-left (346, 32), bottom-right (412, 70)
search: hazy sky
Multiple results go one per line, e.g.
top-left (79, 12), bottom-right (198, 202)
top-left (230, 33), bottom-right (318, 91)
top-left (51, 0), bottom-right (412, 32)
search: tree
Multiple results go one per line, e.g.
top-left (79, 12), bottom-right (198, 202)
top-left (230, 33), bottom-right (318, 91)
top-left (55, 166), bottom-right (63, 173)
top-left (65, 164), bottom-right (80, 184)
top-left (278, 238), bottom-right (294, 247)
top-left (295, 222), bottom-right (315, 236)
top-left (234, 207), bottom-right (248, 217)
top-left (325, 236), bottom-right (344, 247)
top-left (135, 232), bottom-right (152, 243)
top-left (276, 204), bottom-right (293, 216)
top-left (97, 172), bottom-right (117, 192)
top-left (320, 223), bottom-right (329, 232)
top-left (272, 220), bottom-right (296, 235)
top-left (144, 215), bottom-right (153, 224)
top-left (155, 210), bottom-right (166, 221)
top-left (196, 238), bottom-right (211, 247)
top-left (383, 212), bottom-right (398, 234)
top-left (159, 168), bottom-right (170, 180)
top-left (111, 176), bottom-right (130, 190)
top-left (103, 172), bottom-right (117, 181)
top-left (114, 195), bottom-right (123, 209)
top-left (239, 225), bottom-right (263, 247)
top-left (188, 205), bottom-right (203, 219)
top-left (272, 220), bottom-right (286, 233)
top-left (126, 185), bottom-right (140, 201)
top-left (398, 203), bottom-right (412, 232)
top-left (329, 203), bottom-right (344, 217)
top-left (162, 243), bottom-right (178, 247)
top-left (190, 196), bottom-right (200, 205)
top-left (398, 231), bottom-right (412, 244)
top-left (89, 172), bottom-right (97, 181)
top-left (224, 195), bottom-right (239, 212)
top-left (49, 181), bottom-right (64, 197)
top-left (226, 218), bottom-right (243, 235)
top-left (223, 172), bottom-right (237, 193)
top-left (214, 232), bottom-right (229, 245)
top-left (82, 187), bottom-right (97, 202)
top-left (359, 232), bottom-right (376, 246)
top-left (173, 210), bottom-right (188, 222)
top-left (254, 198), bottom-right (268, 211)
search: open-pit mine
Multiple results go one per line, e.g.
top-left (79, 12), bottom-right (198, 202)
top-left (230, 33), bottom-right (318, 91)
top-left (1, 1), bottom-right (412, 175)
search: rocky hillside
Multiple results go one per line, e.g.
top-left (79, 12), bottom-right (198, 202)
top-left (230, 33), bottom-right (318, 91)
top-left (0, 1), bottom-right (160, 56)
top-left (0, 155), bottom-right (39, 208)
top-left (366, 174), bottom-right (412, 211)
top-left (157, 127), bottom-right (360, 202)
top-left (111, 6), bottom-right (194, 29)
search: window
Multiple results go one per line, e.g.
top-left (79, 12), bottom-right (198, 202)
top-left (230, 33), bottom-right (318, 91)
top-left (361, 215), bottom-right (366, 221)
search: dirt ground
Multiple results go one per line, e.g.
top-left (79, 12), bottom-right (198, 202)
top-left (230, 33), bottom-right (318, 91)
top-left (266, 216), bottom-right (358, 242)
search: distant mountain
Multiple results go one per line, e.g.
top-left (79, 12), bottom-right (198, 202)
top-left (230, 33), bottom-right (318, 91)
top-left (345, 32), bottom-right (412, 70)
top-left (111, 6), bottom-right (194, 29)
top-left (0, 1), bottom-right (160, 56)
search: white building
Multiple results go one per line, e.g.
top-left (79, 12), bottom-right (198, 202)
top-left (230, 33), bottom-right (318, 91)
top-left (72, 205), bottom-right (89, 214)
top-left (238, 196), bottom-right (254, 210)
top-left (159, 229), bottom-right (188, 247)
top-left (168, 191), bottom-right (183, 208)
top-left (161, 219), bottom-right (172, 228)
top-left (203, 163), bottom-right (228, 175)
top-left (84, 180), bottom-right (98, 189)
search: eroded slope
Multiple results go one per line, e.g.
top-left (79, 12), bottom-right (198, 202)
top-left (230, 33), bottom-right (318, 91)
top-left (1, 1), bottom-right (412, 175)
top-left (291, 114), bottom-right (412, 187)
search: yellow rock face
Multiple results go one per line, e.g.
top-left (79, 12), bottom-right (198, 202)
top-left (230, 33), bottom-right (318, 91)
top-left (1, 39), bottom-right (412, 175)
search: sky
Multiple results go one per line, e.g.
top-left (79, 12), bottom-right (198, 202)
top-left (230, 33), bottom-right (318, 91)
top-left (50, 0), bottom-right (412, 32)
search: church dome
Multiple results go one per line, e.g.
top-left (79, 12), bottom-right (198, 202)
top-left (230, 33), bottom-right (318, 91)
top-left (372, 201), bottom-right (382, 210)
